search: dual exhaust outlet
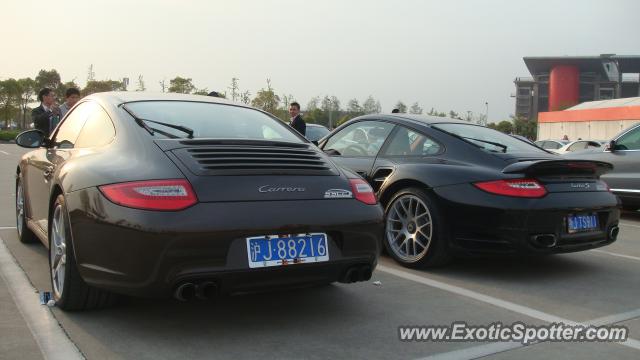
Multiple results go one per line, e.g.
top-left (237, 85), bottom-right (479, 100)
top-left (174, 281), bottom-right (218, 301)
top-left (530, 225), bottom-right (620, 249)
top-left (339, 265), bottom-right (372, 284)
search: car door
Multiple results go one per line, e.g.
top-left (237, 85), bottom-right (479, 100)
top-left (320, 120), bottom-right (395, 181)
top-left (26, 102), bottom-right (93, 230)
top-left (599, 125), bottom-right (640, 192)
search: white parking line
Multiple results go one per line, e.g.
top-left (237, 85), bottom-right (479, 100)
top-left (0, 226), bottom-right (17, 230)
top-left (620, 222), bottom-right (640, 229)
top-left (588, 308), bottom-right (640, 326)
top-left (591, 249), bottom-right (640, 262)
top-left (0, 150), bottom-right (9, 155)
top-left (377, 264), bottom-right (640, 355)
top-left (0, 236), bottom-right (84, 360)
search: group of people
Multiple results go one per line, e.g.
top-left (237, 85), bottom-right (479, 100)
top-left (31, 87), bottom-right (81, 136)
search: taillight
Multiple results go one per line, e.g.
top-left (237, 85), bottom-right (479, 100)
top-left (474, 179), bottom-right (547, 198)
top-left (349, 179), bottom-right (377, 205)
top-left (99, 179), bottom-right (198, 211)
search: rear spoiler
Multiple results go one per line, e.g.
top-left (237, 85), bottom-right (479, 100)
top-left (502, 160), bottom-right (613, 177)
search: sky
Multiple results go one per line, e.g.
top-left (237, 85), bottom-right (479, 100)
top-left (2, 0), bottom-right (639, 121)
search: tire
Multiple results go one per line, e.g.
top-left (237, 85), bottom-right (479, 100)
top-left (383, 187), bottom-right (451, 268)
top-left (16, 178), bottom-right (38, 243)
top-left (49, 194), bottom-right (117, 310)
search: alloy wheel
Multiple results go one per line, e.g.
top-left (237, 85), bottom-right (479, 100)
top-left (50, 204), bottom-right (67, 299)
top-left (385, 194), bottom-right (433, 262)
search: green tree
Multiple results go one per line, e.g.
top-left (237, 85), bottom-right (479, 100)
top-left (193, 88), bottom-right (209, 95)
top-left (35, 69), bottom-right (63, 101)
top-left (240, 90), bottom-right (251, 104)
top-left (0, 79), bottom-right (21, 128)
top-left (512, 115), bottom-right (537, 139)
top-left (346, 98), bottom-right (363, 115)
top-left (409, 102), bottom-right (423, 114)
top-left (228, 77), bottom-right (240, 101)
top-left (495, 120), bottom-right (513, 134)
top-left (395, 101), bottom-right (407, 113)
top-left (251, 79), bottom-right (280, 115)
top-left (362, 95), bottom-right (381, 114)
top-left (168, 77), bottom-right (195, 94)
top-left (82, 80), bottom-right (126, 96)
top-left (17, 78), bottom-right (36, 129)
top-left (306, 96), bottom-right (320, 111)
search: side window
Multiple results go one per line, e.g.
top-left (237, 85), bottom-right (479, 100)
top-left (383, 127), bottom-right (442, 156)
top-left (75, 106), bottom-right (116, 148)
top-left (568, 142), bottom-right (585, 151)
top-left (616, 126), bottom-right (640, 151)
top-left (323, 121), bottom-right (394, 157)
top-left (52, 102), bottom-right (94, 149)
top-left (549, 142), bottom-right (562, 149)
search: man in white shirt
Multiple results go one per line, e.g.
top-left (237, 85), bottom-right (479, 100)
top-left (59, 87), bottom-right (81, 118)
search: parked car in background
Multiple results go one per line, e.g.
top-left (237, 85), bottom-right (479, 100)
top-left (534, 139), bottom-right (570, 151)
top-left (553, 140), bottom-right (606, 154)
top-left (319, 114), bottom-right (620, 268)
top-left (564, 122), bottom-right (640, 211)
top-left (14, 92), bottom-right (383, 310)
top-left (305, 123), bottom-right (330, 143)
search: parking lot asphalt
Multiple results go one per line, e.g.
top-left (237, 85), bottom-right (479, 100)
top-left (1, 142), bottom-right (639, 360)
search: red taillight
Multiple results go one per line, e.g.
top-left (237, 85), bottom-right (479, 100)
top-left (99, 179), bottom-right (198, 211)
top-left (474, 179), bottom-right (547, 198)
top-left (349, 179), bottom-right (377, 205)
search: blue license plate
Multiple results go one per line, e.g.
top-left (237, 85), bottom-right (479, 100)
top-left (567, 214), bottom-right (599, 233)
top-left (246, 233), bottom-right (329, 268)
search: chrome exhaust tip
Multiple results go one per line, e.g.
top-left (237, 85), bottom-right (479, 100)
top-left (174, 282), bottom-right (196, 301)
top-left (609, 226), bottom-right (620, 241)
top-left (531, 234), bottom-right (557, 248)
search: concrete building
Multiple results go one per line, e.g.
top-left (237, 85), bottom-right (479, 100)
top-left (537, 97), bottom-right (640, 141)
top-left (514, 55), bottom-right (640, 122)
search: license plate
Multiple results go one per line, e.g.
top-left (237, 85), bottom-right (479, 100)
top-left (246, 233), bottom-right (329, 268)
top-left (567, 214), bottom-right (599, 233)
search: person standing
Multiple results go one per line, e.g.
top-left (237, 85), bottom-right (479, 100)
top-left (288, 102), bottom-right (306, 136)
top-left (59, 88), bottom-right (81, 118)
top-left (31, 88), bottom-right (60, 136)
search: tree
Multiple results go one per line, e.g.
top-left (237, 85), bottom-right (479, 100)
top-left (0, 79), bottom-right (21, 128)
top-left (306, 96), bottom-right (320, 111)
top-left (495, 120), bottom-right (513, 134)
top-left (281, 94), bottom-right (295, 110)
top-left (168, 77), bottom-right (195, 94)
top-left (251, 79), bottom-right (280, 115)
top-left (82, 80), bottom-right (126, 96)
top-left (347, 98), bottom-right (363, 115)
top-left (193, 88), bottom-right (209, 95)
top-left (35, 69), bottom-right (62, 101)
top-left (512, 115), bottom-right (537, 139)
top-left (321, 95), bottom-right (341, 129)
top-left (159, 79), bottom-right (167, 93)
top-left (240, 90), bottom-right (251, 104)
top-left (87, 64), bottom-right (95, 82)
top-left (449, 110), bottom-right (462, 120)
top-left (409, 102), bottom-right (423, 114)
top-left (394, 101), bottom-right (407, 113)
top-left (136, 75), bottom-right (146, 91)
top-left (362, 96), bottom-right (381, 114)
top-left (17, 78), bottom-right (36, 129)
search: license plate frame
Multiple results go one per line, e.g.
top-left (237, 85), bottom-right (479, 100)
top-left (246, 233), bottom-right (329, 268)
top-left (567, 213), bottom-right (599, 234)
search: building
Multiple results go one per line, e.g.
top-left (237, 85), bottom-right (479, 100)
top-left (537, 97), bottom-right (640, 140)
top-left (514, 55), bottom-right (640, 121)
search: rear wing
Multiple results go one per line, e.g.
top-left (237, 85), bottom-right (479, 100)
top-left (502, 160), bottom-right (613, 178)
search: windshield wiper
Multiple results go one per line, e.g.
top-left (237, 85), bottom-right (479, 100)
top-left (459, 136), bottom-right (507, 152)
top-left (122, 105), bottom-right (194, 139)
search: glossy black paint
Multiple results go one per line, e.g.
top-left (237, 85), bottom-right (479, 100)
top-left (319, 114), bottom-right (621, 256)
top-left (16, 92), bottom-right (383, 297)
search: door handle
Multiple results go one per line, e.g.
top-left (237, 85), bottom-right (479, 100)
top-left (43, 166), bottom-right (54, 178)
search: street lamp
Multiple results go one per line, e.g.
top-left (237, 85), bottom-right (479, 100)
top-left (485, 102), bottom-right (489, 126)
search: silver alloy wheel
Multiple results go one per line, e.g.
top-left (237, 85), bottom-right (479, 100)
top-left (51, 204), bottom-right (67, 299)
top-left (386, 194), bottom-right (433, 262)
top-left (16, 182), bottom-right (24, 237)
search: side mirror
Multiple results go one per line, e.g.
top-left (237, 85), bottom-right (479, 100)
top-left (15, 130), bottom-right (46, 148)
top-left (606, 140), bottom-right (616, 152)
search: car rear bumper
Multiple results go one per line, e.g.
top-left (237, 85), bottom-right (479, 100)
top-left (65, 188), bottom-right (383, 297)
top-left (434, 184), bottom-right (621, 256)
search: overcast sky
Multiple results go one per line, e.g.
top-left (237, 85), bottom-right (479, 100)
top-left (2, 0), bottom-right (639, 121)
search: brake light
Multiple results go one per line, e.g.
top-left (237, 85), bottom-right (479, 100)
top-left (99, 179), bottom-right (198, 211)
top-left (349, 179), bottom-right (377, 205)
top-left (474, 179), bottom-right (547, 198)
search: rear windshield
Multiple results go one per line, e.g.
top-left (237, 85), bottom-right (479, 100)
top-left (433, 123), bottom-right (547, 154)
top-left (124, 101), bottom-right (304, 143)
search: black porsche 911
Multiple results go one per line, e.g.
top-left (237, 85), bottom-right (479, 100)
top-left (318, 114), bottom-right (621, 268)
top-left (14, 92), bottom-right (382, 310)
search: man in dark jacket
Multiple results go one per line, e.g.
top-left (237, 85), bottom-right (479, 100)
top-left (32, 88), bottom-right (60, 136)
top-left (288, 102), bottom-right (306, 136)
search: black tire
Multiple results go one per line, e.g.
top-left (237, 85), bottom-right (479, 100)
top-left (16, 178), bottom-right (38, 244)
top-left (383, 187), bottom-right (451, 268)
top-left (49, 194), bottom-right (117, 310)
